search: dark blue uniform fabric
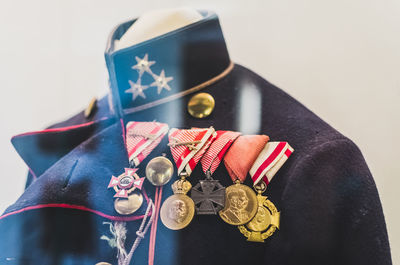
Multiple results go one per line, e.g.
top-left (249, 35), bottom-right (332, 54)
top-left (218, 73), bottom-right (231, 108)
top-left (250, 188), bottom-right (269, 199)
top-left (0, 10), bottom-right (391, 265)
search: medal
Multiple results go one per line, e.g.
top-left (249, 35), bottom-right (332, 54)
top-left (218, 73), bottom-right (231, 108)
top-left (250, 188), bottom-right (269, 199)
top-left (192, 130), bottom-right (240, 215)
top-left (108, 168), bottom-right (145, 214)
top-left (238, 141), bottom-right (294, 242)
top-left (160, 173), bottom-right (195, 230)
top-left (114, 192), bottom-right (144, 215)
top-left (108, 168), bottom-right (145, 198)
top-left (191, 170), bottom-right (225, 215)
top-left (219, 135), bottom-right (270, 225)
top-left (219, 180), bottom-right (258, 225)
top-left (160, 127), bottom-right (216, 229)
top-left (238, 182), bottom-right (280, 242)
top-left (146, 155), bottom-right (174, 186)
top-left (108, 121), bottom-right (169, 215)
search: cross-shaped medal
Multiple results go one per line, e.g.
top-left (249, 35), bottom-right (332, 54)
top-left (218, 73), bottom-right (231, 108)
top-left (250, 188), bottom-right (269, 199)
top-left (191, 171), bottom-right (225, 215)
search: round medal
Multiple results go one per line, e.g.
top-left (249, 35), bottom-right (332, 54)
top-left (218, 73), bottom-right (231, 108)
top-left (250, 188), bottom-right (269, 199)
top-left (160, 178), bottom-right (195, 230)
top-left (145, 156), bottom-right (174, 186)
top-left (160, 194), bottom-right (195, 230)
top-left (114, 192), bottom-right (144, 215)
top-left (219, 181), bottom-right (258, 225)
top-left (238, 194), bottom-right (280, 242)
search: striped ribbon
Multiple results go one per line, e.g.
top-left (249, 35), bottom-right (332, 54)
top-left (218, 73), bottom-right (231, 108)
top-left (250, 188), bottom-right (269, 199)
top-left (169, 127), bottom-right (216, 175)
top-left (249, 141), bottom-right (294, 186)
top-left (200, 130), bottom-right (241, 174)
top-left (126, 121), bottom-right (169, 167)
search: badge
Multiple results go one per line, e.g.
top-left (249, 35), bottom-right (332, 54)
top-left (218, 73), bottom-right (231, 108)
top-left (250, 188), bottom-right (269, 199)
top-left (107, 121), bottom-right (169, 215)
top-left (191, 170), bottom-right (225, 215)
top-left (191, 130), bottom-right (240, 215)
top-left (161, 127), bottom-right (216, 229)
top-left (145, 155), bottom-right (174, 186)
top-left (160, 175), bottom-right (195, 230)
top-left (114, 193), bottom-right (144, 215)
top-left (219, 135), bottom-right (269, 226)
top-left (108, 168), bottom-right (145, 215)
top-left (108, 168), bottom-right (145, 198)
top-left (237, 141), bottom-right (294, 242)
top-left (219, 180), bottom-right (258, 225)
top-left (238, 183), bottom-right (280, 242)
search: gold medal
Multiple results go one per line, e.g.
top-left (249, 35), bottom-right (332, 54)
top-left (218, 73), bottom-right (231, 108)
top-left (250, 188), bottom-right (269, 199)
top-left (238, 183), bottom-right (280, 242)
top-left (145, 156), bottom-right (174, 186)
top-left (164, 127), bottom-right (216, 229)
top-left (160, 176), bottom-right (195, 230)
top-left (114, 192), bottom-right (143, 215)
top-left (219, 180), bottom-right (258, 225)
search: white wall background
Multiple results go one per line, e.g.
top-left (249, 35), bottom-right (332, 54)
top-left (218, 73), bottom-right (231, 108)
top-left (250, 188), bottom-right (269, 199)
top-left (0, 0), bottom-right (398, 263)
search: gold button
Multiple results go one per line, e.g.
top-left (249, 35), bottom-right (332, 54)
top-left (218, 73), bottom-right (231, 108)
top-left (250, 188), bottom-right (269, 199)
top-left (84, 97), bottom-right (97, 118)
top-left (146, 156), bottom-right (174, 186)
top-left (187, 92), bottom-right (215, 118)
top-left (114, 192), bottom-right (143, 215)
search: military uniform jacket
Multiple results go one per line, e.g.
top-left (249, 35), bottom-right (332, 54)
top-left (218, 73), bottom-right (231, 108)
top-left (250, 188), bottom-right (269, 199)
top-left (0, 11), bottom-right (392, 265)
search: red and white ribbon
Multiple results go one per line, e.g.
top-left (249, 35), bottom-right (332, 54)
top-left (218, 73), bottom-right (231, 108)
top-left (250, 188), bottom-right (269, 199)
top-left (126, 121), bottom-right (169, 167)
top-left (250, 141), bottom-right (294, 186)
top-left (169, 127), bottom-right (216, 175)
top-left (200, 130), bottom-right (241, 174)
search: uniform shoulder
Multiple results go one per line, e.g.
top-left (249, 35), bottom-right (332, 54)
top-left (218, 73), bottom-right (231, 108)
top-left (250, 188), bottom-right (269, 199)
top-left (232, 64), bottom-right (350, 151)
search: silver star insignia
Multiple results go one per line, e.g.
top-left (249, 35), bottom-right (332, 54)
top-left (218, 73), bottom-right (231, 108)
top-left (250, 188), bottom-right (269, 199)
top-left (151, 70), bottom-right (173, 94)
top-left (125, 79), bottom-right (149, 101)
top-left (132, 54), bottom-right (156, 76)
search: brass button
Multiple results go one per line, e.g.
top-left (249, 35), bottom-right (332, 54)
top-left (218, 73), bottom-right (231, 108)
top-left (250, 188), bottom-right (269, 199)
top-left (187, 93), bottom-right (215, 118)
top-left (146, 156), bottom-right (174, 186)
top-left (114, 192), bottom-right (143, 215)
top-left (84, 97), bottom-right (97, 118)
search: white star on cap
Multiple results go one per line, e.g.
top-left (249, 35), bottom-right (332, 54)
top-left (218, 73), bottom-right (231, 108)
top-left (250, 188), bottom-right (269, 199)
top-left (151, 70), bottom-right (174, 94)
top-left (132, 54), bottom-right (156, 76)
top-left (125, 79), bottom-right (149, 101)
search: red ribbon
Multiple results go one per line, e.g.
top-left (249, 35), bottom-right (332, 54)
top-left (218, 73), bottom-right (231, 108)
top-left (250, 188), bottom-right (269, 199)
top-left (223, 135), bottom-right (269, 183)
top-left (200, 130), bottom-right (241, 174)
top-left (126, 121), bottom-right (169, 167)
top-left (168, 127), bottom-right (216, 175)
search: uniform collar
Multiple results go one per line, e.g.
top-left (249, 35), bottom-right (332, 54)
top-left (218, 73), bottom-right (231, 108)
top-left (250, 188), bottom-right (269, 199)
top-left (105, 10), bottom-right (231, 118)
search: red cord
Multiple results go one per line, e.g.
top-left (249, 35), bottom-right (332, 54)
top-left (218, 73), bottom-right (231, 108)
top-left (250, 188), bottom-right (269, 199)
top-left (148, 186), bottom-right (163, 265)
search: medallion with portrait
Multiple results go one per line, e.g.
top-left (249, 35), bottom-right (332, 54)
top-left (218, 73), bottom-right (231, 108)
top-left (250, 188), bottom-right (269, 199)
top-left (218, 182), bottom-right (258, 225)
top-left (160, 178), bottom-right (195, 230)
top-left (160, 194), bottom-right (195, 230)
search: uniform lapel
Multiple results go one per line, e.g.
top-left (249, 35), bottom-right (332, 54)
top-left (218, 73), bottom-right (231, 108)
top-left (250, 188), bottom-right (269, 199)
top-left (3, 119), bottom-right (150, 221)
